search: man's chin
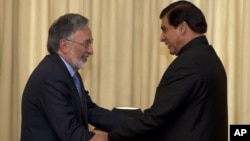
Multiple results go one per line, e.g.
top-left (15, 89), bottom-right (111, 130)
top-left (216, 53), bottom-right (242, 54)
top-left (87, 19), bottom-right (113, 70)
top-left (77, 62), bottom-right (86, 69)
top-left (169, 51), bottom-right (175, 55)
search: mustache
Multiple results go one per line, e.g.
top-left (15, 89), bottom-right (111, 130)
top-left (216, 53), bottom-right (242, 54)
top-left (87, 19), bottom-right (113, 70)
top-left (83, 53), bottom-right (89, 57)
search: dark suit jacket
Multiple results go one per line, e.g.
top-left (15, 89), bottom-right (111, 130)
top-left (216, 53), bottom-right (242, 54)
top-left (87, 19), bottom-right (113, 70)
top-left (21, 54), bottom-right (131, 141)
top-left (108, 36), bottom-right (228, 141)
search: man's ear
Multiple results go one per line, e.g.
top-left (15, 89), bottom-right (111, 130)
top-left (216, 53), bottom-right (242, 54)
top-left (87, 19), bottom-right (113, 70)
top-left (59, 39), bottom-right (69, 53)
top-left (179, 21), bottom-right (188, 35)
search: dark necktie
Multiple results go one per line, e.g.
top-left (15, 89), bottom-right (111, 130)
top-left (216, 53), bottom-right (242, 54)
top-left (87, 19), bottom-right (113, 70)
top-left (72, 72), bottom-right (89, 127)
top-left (72, 72), bottom-right (82, 101)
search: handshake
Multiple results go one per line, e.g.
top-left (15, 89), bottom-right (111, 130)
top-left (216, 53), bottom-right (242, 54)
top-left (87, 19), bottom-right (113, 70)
top-left (89, 107), bottom-right (142, 141)
top-left (89, 130), bottom-right (108, 141)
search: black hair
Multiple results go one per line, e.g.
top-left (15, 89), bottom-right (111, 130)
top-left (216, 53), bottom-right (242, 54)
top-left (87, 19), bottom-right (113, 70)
top-left (160, 0), bottom-right (207, 34)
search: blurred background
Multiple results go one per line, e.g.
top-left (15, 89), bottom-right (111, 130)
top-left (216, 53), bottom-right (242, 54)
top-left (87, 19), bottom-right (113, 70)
top-left (0, 0), bottom-right (249, 140)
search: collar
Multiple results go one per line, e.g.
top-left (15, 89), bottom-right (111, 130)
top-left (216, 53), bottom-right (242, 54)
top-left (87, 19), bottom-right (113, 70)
top-left (178, 35), bottom-right (209, 55)
top-left (59, 56), bottom-right (76, 77)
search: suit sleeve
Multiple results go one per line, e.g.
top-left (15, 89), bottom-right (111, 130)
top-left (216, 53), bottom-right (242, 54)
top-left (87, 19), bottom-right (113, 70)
top-left (108, 66), bottom-right (203, 141)
top-left (85, 91), bottom-right (134, 132)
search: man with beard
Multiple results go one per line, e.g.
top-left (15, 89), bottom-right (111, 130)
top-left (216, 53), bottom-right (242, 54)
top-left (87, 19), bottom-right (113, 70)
top-left (20, 13), bottom-right (131, 141)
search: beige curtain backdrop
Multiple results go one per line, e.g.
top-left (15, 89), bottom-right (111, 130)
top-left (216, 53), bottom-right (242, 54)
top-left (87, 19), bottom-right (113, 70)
top-left (0, 0), bottom-right (249, 140)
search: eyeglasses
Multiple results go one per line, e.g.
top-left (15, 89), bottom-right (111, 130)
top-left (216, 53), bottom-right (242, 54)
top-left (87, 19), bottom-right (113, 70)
top-left (65, 39), bottom-right (93, 49)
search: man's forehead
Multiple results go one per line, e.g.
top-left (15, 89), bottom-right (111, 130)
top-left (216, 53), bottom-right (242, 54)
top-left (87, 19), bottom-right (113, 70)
top-left (160, 18), bottom-right (169, 28)
top-left (72, 29), bottom-right (92, 40)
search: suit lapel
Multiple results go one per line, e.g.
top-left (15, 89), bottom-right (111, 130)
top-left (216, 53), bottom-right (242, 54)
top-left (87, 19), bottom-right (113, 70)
top-left (48, 54), bottom-right (89, 127)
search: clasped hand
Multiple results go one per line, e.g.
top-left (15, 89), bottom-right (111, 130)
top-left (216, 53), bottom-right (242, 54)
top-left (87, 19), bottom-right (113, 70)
top-left (89, 130), bottom-right (108, 141)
